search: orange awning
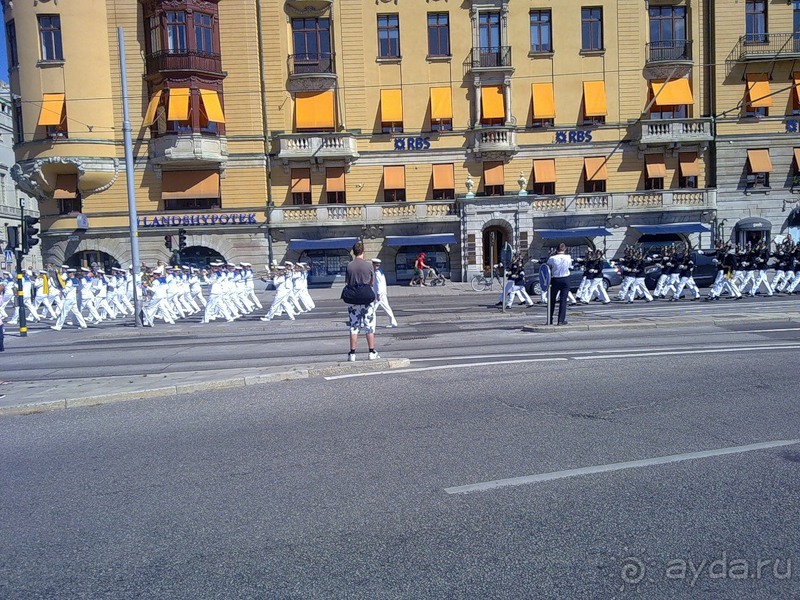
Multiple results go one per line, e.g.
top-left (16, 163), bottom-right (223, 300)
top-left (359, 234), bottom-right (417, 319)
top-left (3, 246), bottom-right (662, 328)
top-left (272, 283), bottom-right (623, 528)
top-left (199, 89), bottom-right (225, 123)
top-left (167, 88), bottom-right (191, 121)
top-left (794, 148), bottom-right (800, 169)
top-left (384, 165), bottom-right (405, 189)
top-left (53, 174), bottom-right (78, 199)
top-left (583, 81), bottom-right (607, 117)
top-left (794, 73), bottom-right (800, 104)
top-left (679, 153), bottom-right (700, 177)
top-left (651, 78), bottom-right (694, 106)
top-left (747, 149), bottom-right (773, 173)
top-left (143, 90), bottom-right (163, 127)
top-left (532, 159), bottom-right (556, 183)
top-left (38, 93), bottom-right (65, 126)
top-left (481, 85), bottom-right (505, 120)
top-left (430, 87), bottom-right (453, 120)
top-left (531, 83), bottom-right (555, 119)
top-left (162, 170), bottom-right (220, 200)
top-left (645, 154), bottom-right (667, 178)
top-left (584, 157), bottom-right (608, 181)
top-left (432, 164), bottom-right (455, 190)
top-left (483, 161), bottom-right (505, 186)
top-left (291, 168), bottom-right (311, 193)
top-left (746, 74), bottom-right (772, 108)
top-left (381, 89), bottom-right (404, 123)
top-left (295, 90), bottom-right (335, 130)
top-left (326, 167), bottom-right (345, 192)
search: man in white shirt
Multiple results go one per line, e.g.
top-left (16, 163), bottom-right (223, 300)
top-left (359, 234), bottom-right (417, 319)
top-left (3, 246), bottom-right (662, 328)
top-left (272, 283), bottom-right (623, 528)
top-left (371, 258), bottom-right (398, 328)
top-left (546, 243), bottom-right (573, 325)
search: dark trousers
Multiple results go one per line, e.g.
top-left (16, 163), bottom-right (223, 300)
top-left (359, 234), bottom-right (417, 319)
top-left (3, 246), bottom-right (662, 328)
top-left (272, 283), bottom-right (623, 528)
top-left (549, 276), bottom-right (570, 325)
top-left (0, 323), bottom-right (4, 351)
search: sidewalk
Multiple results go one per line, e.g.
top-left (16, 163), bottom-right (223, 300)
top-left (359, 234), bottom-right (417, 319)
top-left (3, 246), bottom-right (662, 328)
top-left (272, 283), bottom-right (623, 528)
top-left (0, 358), bottom-right (410, 417)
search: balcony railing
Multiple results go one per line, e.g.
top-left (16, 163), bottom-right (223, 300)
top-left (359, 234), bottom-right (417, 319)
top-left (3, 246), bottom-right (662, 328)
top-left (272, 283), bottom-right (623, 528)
top-left (637, 118), bottom-right (713, 145)
top-left (524, 189), bottom-right (715, 216)
top-left (148, 133), bottom-right (228, 165)
top-left (269, 201), bottom-right (458, 226)
top-left (288, 53), bottom-right (335, 76)
top-left (467, 46), bottom-right (512, 70)
top-left (645, 39), bottom-right (691, 63)
top-left (468, 127), bottom-right (517, 156)
top-left (727, 32), bottom-right (800, 64)
top-left (145, 50), bottom-right (224, 76)
top-left (275, 132), bottom-right (358, 161)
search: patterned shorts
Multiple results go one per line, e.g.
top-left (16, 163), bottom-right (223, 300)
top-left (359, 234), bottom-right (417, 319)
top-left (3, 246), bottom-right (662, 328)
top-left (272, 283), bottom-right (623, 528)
top-left (347, 303), bottom-right (376, 334)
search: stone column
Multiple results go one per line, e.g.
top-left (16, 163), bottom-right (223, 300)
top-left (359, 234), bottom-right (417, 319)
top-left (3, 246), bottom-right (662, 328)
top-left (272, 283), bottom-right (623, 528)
top-left (473, 76), bottom-right (482, 127)
top-left (503, 76), bottom-right (512, 126)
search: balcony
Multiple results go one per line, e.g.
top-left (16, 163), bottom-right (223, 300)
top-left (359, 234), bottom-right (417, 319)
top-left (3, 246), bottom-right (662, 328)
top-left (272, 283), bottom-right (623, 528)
top-left (148, 133), bottom-right (228, 166)
top-left (275, 132), bottom-right (358, 164)
top-left (636, 118), bottom-right (714, 147)
top-left (145, 50), bottom-right (224, 78)
top-left (645, 40), bottom-right (692, 64)
top-left (527, 189), bottom-right (715, 217)
top-left (464, 46), bottom-right (513, 73)
top-left (268, 201), bottom-right (458, 227)
top-left (467, 127), bottom-right (517, 158)
top-left (726, 33), bottom-right (800, 71)
top-left (289, 53), bottom-right (336, 77)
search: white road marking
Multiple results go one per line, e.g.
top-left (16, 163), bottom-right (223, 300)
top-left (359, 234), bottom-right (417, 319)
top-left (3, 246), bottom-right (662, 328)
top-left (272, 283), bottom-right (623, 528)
top-left (444, 439), bottom-right (800, 494)
top-left (324, 357), bottom-right (568, 380)
top-left (571, 344), bottom-right (800, 361)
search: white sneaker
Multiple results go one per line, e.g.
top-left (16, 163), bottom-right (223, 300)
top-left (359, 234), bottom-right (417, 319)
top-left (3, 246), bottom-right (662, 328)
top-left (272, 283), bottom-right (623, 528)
top-left (347, 353), bottom-right (356, 362)
top-left (260, 316), bottom-right (270, 321)
top-left (50, 325), bottom-right (62, 331)
top-left (368, 351), bottom-right (380, 360)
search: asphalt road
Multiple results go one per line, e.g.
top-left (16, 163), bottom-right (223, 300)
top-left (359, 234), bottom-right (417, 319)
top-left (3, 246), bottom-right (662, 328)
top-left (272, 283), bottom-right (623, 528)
top-left (1, 323), bottom-right (799, 599)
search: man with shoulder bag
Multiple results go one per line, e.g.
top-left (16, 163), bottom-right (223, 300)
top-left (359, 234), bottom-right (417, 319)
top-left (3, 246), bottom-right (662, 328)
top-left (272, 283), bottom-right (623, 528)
top-left (342, 241), bottom-right (378, 361)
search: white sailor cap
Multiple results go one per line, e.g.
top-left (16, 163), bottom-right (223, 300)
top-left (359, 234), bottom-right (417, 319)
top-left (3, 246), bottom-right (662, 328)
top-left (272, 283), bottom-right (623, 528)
top-left (153, 266), bottom-right (164, 275)
top-left (80, 267), bottom-right (91, 273)
top-left (275, 265), bottom-right (286, 270)
top-left (96, 269), bottom-right (105, 274)
top-left (240, 262), bottom-right (252, 267)
top-left (209, 262), bottom-right (223, 267)
top-left (38, 270), bottom-right (47, 274)
top-left (67, 268), bottom-right (77, 273)
top-left (297, 262), bottom-right (307, 267)
top-left (226, 263), bottom-right (236, 267)
top-left (371, 258), bottom-right (381, 264)
top-left (60, 265), bottom-right (70, 269)
top-left (284, 261), bottom-right (294, 266)
top-left (181, 266), bottom-right (190, 270)
top-left (111, 267), bottom-right (123, 272)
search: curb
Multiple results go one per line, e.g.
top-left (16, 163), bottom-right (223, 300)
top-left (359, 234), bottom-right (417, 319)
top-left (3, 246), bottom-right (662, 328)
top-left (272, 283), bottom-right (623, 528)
top-left (0, 358), bottom-right (411, 417)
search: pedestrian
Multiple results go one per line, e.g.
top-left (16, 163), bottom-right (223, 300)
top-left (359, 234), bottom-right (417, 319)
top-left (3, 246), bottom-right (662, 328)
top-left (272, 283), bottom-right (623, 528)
top-left (0, 279), bottom-right (5, 351)
top-left (343, 241), bottom-right (378, 361)
top-left (547, 242), bottom-right (573, 325)
top-left (371, 258), bottom-right (398, 327)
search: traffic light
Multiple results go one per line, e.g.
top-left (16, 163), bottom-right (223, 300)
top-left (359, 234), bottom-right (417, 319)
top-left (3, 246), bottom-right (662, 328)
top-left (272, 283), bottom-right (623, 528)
top-left (5, 225), bottom-right (19, 250)
top-left (22, 215), bottom-right (40, 254)
top-left (164, 235), bottom-right (173, 250)
top-left (178, 228), bottom-right (187, 250)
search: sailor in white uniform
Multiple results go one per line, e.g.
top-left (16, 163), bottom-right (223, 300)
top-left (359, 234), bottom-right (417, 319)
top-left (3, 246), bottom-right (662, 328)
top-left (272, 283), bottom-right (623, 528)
top-left (371, 258), bottom-right (398, 327)
top-left (51, 269), bottom-right (88, 330)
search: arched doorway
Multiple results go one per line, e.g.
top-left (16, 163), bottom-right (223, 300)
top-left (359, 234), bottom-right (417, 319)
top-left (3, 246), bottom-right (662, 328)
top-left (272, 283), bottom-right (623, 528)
top-left (176, 246), bottom-right (225, 269)
top-left (482, 225), bottom-right (509, 268)
top-left (67, 250), bottom-right (120, 272)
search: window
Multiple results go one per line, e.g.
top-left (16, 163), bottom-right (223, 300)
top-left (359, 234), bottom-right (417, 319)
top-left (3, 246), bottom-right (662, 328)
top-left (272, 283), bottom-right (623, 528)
top-left (584, 157), bottom-right (607, 193)
top-left (481, 85), bottom-right (505, 126)
top-left (380, 89), bottom-right (404, 133)
top-left (745, 1), bottom-right (767, 44)
top-left (38, 15), bottom-right (63, 61)
top-left (427, 13), bottom-right (450, 57)
top-left (581, 7), bottom-right (603, 51)
top-left (59, 197), bottom-right (82, 215)
top-left (585, 180), bottom-right (606, 193)
top-left (532, 159), bottom-right (556, 195)
top-left (378, 14), bottom-right (400, 59)
top-left (483, 161), bottom-right (504, 196)
top-left (649, 6), bottom-right (687, 61)
top-left (649, 88), bottom-right (688, 120)
top-left (745, 74), bottom-right (770, 118)
top-left (430, 87), bottom-right (453, 131)
top-left (147, 15), bottom-right (162, 54)
top-left (194, 13), bottom-right (214, 54)
top-left (530, 10), bottom-right (552, 53)
top-left (166, 11), bottom-right (188, 52)
top-left (644, 176), bottom-right (664, 190)
top-left (13, 102), bottom-right (23, 144)
top-left (479, 12), bottom-right (501, 50)
top-left (293, 18), bottom-right (331, 63)
top-left (531, 83), bottom-right (555, 128)
top-left (432, 164), bottom-right (455, 200)
top-left (291, 168), bottom-right (312, 205)
top-left (582, 81), bottom-right (607, 125)
top-left (383, 166), bottom-right (406, 202)
top-left (746, 149), bottom-right (772, 189)
top-left (679, 152), bottom-right (699, 188)
top-left (795, 2), bottom-right (800, 51)
top-left (326, 167), bottom-right (346, 203)
top-left (533, 182), bottom-right (555, 195)
top-left (6, 21), bottom-right (18, 68)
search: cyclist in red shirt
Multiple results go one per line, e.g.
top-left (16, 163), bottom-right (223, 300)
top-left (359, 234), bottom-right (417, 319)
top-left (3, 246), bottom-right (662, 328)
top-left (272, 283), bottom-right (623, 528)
top-left (414, 252), bottom-right (434, 286)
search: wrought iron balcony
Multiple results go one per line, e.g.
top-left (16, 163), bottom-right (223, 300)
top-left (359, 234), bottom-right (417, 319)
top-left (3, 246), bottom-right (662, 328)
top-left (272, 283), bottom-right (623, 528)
top-left (289, 53), bottom-right (336, 76)
top-left (727, 32), bottom-right (800, 64)
top-left (145, 50), bottom-right (224, 77)
top-left (645, 40), bottom-right (692, 64)
top-left (466, 46), bottom-right (512, 70)
top-left (636, 117), bottom-right (714, 146)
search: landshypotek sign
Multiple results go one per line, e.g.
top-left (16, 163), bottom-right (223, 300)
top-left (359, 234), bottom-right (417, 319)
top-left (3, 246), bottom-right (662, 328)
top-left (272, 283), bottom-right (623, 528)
top-left (138, 213), bottom-right (259, 228)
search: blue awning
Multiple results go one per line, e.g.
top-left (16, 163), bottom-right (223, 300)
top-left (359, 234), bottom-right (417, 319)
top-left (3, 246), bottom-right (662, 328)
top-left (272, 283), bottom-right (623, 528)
top-left (536, 227), bottom-right (612, 239)
top-left (288, 237), bottom-right (359, 251)
top-left (385, 234), bottom-right (457, 247)
top-left (633, 223), bottom-right (710, 235)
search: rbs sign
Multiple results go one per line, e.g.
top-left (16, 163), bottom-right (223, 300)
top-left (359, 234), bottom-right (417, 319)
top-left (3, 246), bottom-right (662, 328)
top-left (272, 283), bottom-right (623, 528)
top-left (555, 130), bottom-right (593, 144)
top-left (394, 137), bottom-right (432, 151)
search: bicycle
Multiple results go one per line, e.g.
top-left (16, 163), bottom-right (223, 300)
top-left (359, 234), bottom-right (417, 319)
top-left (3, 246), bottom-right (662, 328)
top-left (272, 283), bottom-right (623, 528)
top-left (470, 265), bottom-right (505, 291)
top-left (410, 269), bottom-right (447, 286)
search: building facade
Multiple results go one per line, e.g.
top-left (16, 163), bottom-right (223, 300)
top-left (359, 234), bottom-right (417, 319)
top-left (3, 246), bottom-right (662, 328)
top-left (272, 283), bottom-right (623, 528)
top-left (0, 81), bottom-right (38, 271)
top-left (1, 0), bottom-right (794, 284)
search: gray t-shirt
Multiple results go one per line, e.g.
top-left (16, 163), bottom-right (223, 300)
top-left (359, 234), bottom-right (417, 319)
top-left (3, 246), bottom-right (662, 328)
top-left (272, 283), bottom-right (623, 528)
top-left (346, 257), bottom-right (373, 286)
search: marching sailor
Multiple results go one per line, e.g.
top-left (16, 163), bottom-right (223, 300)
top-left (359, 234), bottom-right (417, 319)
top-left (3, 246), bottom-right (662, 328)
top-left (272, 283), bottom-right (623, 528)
top-left (51, 268), bottom-right (87, 330)
top-left (371, 258), bottom-right (399, 327)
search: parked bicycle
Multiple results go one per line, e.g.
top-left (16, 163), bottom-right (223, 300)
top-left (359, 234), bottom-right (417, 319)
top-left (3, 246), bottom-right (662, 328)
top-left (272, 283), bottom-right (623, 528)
top-left (470, 264), bottom-right (505, 291)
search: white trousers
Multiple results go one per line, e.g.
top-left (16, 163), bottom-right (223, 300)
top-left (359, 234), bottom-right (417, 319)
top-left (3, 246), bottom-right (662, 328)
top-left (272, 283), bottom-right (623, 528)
top-left (749, 270), bottom-right (773, 296)
top-left (627, 278), bottom-right (653, 302)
